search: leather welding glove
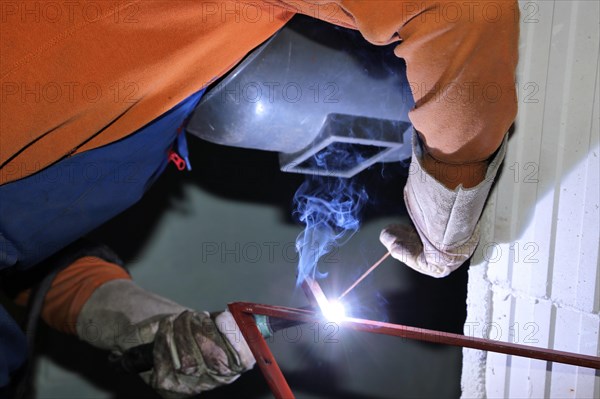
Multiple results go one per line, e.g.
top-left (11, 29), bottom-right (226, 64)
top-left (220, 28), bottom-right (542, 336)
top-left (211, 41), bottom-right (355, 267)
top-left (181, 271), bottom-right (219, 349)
top-left (76, 279), bottom-right (255, 398)
top-left (380, 130), bottom-right (507, 278)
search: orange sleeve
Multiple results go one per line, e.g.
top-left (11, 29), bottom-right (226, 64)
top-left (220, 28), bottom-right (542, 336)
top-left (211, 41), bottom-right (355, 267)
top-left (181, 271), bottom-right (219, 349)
top-left (282, 0), bottom-right (520, 163)
top-left (2, 1), bottom-right (518, 187)
top-left (14, 256), bottom-right (131, 335)
top-left (1, 1), bottom-right (293, 185)
top-left (272, 0), bottom-right (519, 186)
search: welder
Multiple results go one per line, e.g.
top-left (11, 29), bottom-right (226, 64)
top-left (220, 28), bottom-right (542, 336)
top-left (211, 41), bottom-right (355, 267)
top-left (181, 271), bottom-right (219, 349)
top-left (0, 1), bottom-right (519, 397)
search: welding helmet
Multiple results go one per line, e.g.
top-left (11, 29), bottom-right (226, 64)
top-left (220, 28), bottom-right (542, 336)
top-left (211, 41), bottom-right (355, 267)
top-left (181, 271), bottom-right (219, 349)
top-left (186, 15), bottom-right (414, 178)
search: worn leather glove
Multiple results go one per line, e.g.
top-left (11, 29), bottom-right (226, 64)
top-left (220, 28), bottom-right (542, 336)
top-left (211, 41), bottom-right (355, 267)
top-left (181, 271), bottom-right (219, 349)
top-left (76, 279), bottom-right (254, 398)
top-left (380, 130), bottom-right (507, 278)
top-left (150, 310), bottom-right (255, 398)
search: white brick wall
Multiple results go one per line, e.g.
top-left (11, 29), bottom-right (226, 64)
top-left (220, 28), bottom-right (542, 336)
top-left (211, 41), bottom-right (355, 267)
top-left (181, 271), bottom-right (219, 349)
top-left (462, 1), bottom-right (600, 398)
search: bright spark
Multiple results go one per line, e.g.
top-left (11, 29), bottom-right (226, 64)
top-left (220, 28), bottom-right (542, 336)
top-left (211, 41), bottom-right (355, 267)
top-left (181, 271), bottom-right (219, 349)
top-left (322, 300), bottom-right (347, 322)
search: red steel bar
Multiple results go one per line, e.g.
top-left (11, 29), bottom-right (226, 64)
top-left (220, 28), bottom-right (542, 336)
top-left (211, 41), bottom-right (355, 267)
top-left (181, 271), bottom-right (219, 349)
top-left (230, 302), bottom-right (600, 398)
top-left (228, 303), bottom-right (294, 399)
top-left (300, 277), bottom-right (329, 310)
top-left (229, 301), bottom-right (600, 369)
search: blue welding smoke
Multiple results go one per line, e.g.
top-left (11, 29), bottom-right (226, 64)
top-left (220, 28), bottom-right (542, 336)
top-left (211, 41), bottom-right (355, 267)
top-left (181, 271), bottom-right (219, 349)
top-left (294, 176), bottom-right (368, 286)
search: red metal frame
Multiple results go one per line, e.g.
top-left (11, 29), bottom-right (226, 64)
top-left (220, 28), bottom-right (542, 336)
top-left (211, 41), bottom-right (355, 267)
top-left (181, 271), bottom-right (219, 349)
top-left (229, 301), bottom-right (600, 399)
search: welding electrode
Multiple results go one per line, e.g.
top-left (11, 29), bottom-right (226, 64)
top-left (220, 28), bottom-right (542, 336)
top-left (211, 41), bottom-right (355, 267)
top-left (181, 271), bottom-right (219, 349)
top-left (110, 311), bottom-right (310, 374)
top-left (338, 252), bottom-right (390, 299)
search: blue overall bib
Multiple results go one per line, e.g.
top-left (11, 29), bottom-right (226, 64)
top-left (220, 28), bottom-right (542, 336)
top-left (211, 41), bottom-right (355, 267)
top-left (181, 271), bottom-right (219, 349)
top-left (0, 89), bottom-right (205, 386)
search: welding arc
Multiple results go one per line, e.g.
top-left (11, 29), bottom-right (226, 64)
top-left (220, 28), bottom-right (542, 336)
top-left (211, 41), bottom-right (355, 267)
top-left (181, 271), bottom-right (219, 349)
top-left (338, 252), bottom-right (391, 299)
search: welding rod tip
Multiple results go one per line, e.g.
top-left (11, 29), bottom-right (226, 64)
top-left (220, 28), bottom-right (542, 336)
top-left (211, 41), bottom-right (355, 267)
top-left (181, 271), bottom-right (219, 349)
top-left (338, 252), bottom-right (391, 299)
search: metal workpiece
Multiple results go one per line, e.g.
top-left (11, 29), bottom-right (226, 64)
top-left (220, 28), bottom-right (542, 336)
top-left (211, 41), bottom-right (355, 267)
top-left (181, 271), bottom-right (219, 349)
top-left (300, 276), bottom-right (329, 311)
top-left (228, 304), bottom-right (296, 399)
top-left (187, 15), bottom-right (414, 178)
top-left (228, 302), bottom-right (600, 399)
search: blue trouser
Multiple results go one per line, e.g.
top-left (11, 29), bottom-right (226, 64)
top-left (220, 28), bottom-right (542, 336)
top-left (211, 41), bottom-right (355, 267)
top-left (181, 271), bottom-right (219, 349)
top-left (0, 89), bottom-right (205, 387)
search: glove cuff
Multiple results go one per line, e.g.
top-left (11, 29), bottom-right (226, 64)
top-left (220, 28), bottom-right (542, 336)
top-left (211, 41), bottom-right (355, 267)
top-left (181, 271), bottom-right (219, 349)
top-left (76, 279), bottom-right (189, 352)
top-left (405, 129), bottom-right (507, 258)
